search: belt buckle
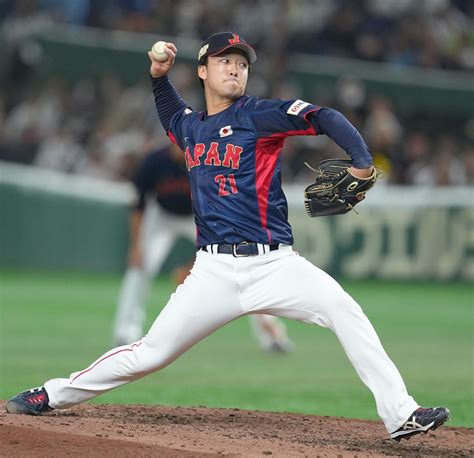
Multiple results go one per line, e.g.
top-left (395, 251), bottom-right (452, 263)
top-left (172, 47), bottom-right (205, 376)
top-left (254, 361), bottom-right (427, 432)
top-left (232, 242), bottom-right (250, 257)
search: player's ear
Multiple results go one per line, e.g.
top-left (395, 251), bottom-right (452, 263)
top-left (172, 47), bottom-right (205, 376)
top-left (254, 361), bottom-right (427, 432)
top-left (197, 65), bottom-right (207, 81)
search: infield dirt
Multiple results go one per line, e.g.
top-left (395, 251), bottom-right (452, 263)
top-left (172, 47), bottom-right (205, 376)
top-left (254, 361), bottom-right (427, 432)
top-left (0, 402), bottom-right (472, 457)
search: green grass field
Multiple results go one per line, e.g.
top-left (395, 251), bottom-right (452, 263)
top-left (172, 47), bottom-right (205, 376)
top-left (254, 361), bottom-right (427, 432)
top-left (1, 270), bottom-right (472, 427)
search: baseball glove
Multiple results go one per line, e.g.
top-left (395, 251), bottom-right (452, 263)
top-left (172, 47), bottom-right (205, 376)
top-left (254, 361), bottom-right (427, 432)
top-left (304, 158), bottom-right (377, 217)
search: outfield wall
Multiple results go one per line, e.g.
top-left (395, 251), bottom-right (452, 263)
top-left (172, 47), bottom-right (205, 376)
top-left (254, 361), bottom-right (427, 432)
top-left (1, 162), bottom-right (472, 280)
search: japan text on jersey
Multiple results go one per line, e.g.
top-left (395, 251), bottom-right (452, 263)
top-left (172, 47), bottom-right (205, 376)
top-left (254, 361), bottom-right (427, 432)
top-left (168, 96), bottom-right (319, 247)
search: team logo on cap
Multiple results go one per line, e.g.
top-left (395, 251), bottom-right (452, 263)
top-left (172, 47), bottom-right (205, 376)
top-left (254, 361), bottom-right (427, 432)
top-left (198, 44), bottom-right (209, 61)
top-left (229, 34), bottom-right (240, 44)
top-left (219, 125), bottom-right (233, 137)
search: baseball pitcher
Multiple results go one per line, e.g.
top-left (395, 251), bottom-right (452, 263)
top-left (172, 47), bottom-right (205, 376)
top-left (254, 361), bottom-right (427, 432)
top-left (6, 32), bottom-right (448, 441)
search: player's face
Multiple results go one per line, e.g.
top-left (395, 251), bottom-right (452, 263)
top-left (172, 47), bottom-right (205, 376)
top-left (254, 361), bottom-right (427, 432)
top-left (199, 52), bottom-right (249, 100)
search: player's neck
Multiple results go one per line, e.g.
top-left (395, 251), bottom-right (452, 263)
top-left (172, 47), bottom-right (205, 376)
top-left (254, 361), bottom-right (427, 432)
top-left (204, 93), bottom-right (237, 116)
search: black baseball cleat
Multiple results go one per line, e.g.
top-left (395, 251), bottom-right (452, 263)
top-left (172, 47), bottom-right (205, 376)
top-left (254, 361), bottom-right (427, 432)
top-left (6, 387), bottom-right (53, 415)
top-left (390, 407), bottom-right (450, 441)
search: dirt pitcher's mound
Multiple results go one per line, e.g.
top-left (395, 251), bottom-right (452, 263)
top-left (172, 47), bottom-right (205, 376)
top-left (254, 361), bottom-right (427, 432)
top-left (0, 402), bottom-right (472, 457)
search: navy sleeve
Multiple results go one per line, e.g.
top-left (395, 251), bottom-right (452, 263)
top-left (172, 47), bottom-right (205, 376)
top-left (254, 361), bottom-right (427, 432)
top-left (251, 98), bottom-right (318, 137)
top-left (132, 153), bottom-right (158, 211)
top-left (151, 75), bottom-right (188, 132)
top-left (309, 108), bottom-right (372, 168)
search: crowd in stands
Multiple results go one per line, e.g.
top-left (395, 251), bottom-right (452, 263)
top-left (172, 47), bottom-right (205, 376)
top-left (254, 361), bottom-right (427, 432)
top-left (0, 0), bottom-right (473, 186)
top-left (2, 0), bottom-right (473, 71)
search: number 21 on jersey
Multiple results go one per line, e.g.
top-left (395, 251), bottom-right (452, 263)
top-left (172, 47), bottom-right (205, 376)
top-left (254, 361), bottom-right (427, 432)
top-left (214, 174), bottom-right (238, 196)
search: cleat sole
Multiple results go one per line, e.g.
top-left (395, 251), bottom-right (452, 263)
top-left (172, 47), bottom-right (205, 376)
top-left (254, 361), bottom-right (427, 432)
top-left (6, 400), bottom-right (43, 416)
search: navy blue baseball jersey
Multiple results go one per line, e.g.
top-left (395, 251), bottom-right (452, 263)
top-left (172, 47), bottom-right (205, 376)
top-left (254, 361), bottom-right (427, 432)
top-left (168, 96), bottom-right (319, 246)
top-left (133, 148), bottom-right (193, 216)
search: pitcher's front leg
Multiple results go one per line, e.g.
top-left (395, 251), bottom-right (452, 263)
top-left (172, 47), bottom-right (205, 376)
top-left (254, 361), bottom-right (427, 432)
top-left (45, 252), bottom-right (243, 409)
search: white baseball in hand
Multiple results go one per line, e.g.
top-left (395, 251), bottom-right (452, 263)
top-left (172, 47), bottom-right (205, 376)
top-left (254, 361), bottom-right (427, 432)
top-left (151, 41), bottom-right (168, 62)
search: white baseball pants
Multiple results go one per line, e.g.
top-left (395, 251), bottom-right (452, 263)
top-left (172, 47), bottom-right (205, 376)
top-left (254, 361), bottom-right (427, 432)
top-left (113, 202), bottom-right (292, 349)
top-left (45, 246), bottom-right (418, 433)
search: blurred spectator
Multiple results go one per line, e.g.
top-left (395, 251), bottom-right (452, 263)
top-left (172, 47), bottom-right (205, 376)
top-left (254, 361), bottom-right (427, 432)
top-left (3, 86), bottom-right (61, 164)
top-left (427, 0), bottom-right (473, 70)
top-left (363, 96), bottom-right (403, 181)
top-left (462, 146), bottom-right (474, 185)
top-left (34, 122), bottom-right (85, 173)
top-left (434, 135), bottom-right (466, 185)
top-left (397, 132), bottom-right (433, 185)
top-left (75, 142), bottom-right (115, 181)
top-left (394, 131), bottom-right (467, 186)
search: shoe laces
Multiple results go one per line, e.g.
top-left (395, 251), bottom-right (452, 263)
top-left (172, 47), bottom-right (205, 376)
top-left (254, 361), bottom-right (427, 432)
top-left (403, 407), bottom-right (436, 428)
top-left (24, 388), bottom-right (47, 405)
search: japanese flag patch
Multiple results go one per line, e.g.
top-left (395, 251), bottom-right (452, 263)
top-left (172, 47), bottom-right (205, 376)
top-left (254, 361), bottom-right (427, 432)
top-left (287, 99), bottom-right (309, 115)
top-left (219, 125), bottom-right (233, 137)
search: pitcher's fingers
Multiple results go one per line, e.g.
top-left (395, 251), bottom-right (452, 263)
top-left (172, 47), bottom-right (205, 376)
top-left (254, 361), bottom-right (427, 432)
top-left (166, 42), bottom-right (178, 54)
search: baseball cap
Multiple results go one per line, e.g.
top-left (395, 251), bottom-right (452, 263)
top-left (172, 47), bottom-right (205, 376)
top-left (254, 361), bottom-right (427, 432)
top-left (197, 32), bottom-right (257, 65)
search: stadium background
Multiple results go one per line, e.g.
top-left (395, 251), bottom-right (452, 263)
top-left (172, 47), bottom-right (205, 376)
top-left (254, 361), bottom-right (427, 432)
top-left (0, 0), bottom-right (473, 428)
